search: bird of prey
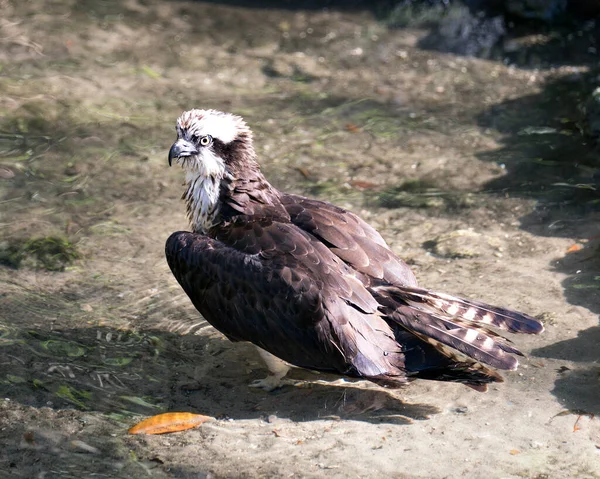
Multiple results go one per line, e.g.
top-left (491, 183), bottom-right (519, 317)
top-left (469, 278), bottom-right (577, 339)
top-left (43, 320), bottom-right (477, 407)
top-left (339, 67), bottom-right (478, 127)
top-left (166, 109), bottom-right (543, 392)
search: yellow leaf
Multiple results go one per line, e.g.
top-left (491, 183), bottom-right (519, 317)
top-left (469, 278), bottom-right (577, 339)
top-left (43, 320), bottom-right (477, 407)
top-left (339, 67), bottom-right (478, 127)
top-left (128, 412), bottom-right (212, 435)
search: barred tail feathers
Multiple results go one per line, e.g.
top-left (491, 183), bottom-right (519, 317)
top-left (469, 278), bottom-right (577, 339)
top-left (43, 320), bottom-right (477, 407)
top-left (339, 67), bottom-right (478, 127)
top-left (393, 286), bottom-right (544, 335)
top-left (375, 285), bottom-right (543, 372)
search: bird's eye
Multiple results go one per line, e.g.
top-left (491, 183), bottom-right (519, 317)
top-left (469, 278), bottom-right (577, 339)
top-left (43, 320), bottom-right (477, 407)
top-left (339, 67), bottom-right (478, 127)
top-left (199, 135), bottom-right (212, 146)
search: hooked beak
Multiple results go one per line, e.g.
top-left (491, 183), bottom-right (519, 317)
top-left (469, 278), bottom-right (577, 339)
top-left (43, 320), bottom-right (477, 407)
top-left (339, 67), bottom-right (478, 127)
top-left (168, 139), bottom-right (198, 166)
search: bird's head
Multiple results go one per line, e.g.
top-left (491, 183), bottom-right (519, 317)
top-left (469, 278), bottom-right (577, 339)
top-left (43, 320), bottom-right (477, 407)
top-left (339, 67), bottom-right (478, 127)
top-left (168, 109), bottom-right (255, 180)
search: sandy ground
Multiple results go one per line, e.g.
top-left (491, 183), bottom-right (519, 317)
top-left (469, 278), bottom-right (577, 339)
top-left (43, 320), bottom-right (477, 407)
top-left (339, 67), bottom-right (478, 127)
top-left (0, 1), bottom-right (599, 478)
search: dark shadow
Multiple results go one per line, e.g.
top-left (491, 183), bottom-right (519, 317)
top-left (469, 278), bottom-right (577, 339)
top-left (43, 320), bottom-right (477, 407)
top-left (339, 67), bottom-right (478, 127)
top-left (0, 322), bottom-right (438, 424)
top-left (0, 281), bottom-right (437, 479)
top-left (534, 325), bottom-right (600, 364)
top-left (532, 325), bottom-right (600, 414)
top-left (0, 86), bottom-right (441, 477)
top-left (474, 68), bottom-right (600, 316)
top-left (417, 7), bottom-right (600, 67)
top-left (189, 0), bottom-right (387, 9)
top-left (453, 16), bottom-right (600, 416)
top-left (474, 67), bottom-right (600, 412)
top-left (552, 238), bottom-right (600, 315)
top-left (193, 0), bottom-right (600, 65)
top-left (476, 72), bottom-right (599, 213)
top-left (3, 2), bottom-right (600, 477)
top-left (0, 395), bottom-right (237, 478)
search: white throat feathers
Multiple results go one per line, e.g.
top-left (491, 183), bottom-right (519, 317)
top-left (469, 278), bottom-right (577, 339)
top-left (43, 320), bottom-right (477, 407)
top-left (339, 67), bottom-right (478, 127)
top-left (183, 149), bottom-right (228, 233)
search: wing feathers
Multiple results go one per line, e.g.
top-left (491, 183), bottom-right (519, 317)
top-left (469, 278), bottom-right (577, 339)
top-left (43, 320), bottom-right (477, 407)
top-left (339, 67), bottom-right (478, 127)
top-left (282, 193), bottom-right (419, 287)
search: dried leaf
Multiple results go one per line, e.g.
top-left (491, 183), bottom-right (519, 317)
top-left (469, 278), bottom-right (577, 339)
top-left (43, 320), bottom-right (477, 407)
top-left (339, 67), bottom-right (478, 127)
top-left (572, 414), bottom-right (593, 432)
top-left (566, 244), bottom-right (583, 253)
top-left (296, 167), bottom-right (311, 179)
top-left (349, 180), bottom-right (378, 190)
top-left (128, 412), bottom-right (212, 435)
top-left (553, 409), bottom-right (572, 418)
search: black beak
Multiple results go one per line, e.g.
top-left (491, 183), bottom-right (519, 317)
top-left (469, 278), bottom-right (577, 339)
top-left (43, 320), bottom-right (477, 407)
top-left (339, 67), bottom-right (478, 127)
top-left (168, 139), bottom-right (198, 166)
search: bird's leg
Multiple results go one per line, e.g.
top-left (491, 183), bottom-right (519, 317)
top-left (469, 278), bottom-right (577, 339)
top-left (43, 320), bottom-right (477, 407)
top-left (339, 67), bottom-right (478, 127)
top-left (249, 347), bottom-right (293, 392)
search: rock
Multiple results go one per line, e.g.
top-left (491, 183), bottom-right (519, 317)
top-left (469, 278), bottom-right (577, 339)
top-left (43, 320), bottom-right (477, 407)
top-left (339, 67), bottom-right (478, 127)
top-left (428, 229), bottom-right (504, 259)
top-left (263, 53), bottom-right (329, 83)
top-left (416, 4), bottom-right (505, 58)
top-left (435, 6), bottom-right (504, 57)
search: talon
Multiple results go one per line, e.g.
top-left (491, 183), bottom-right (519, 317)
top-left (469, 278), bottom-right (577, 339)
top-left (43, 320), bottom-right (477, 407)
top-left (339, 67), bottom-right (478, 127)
top-left (248, 347), bottom-right (293, 391)
top-left (249, 376), bottom-right (287, 392)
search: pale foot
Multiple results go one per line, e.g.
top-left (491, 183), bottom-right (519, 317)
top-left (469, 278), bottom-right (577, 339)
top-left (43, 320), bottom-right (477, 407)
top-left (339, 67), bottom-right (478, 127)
top-left (250, 347), bottom-right (293, 391)
top-left (248, 376), bottom-right (297, 392)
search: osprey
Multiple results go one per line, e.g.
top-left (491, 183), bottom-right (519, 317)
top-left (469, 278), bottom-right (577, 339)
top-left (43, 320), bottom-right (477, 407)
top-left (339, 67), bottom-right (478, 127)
top-left (166, 109), bottom-right (543, 392)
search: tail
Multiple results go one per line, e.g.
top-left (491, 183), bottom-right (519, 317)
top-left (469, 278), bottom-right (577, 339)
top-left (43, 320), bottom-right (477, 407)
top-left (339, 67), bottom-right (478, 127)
top-left (374, 285), bottom-right (544, 382)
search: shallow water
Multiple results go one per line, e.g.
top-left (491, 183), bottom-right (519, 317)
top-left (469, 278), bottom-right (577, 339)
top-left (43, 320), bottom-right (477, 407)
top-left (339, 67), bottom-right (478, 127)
top-left (0, 1), bottom-right (598, 478)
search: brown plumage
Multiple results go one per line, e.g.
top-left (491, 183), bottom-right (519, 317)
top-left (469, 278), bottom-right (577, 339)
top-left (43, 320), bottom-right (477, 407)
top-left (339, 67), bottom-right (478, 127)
top-left (165, 109), bottom-right (543, 391)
